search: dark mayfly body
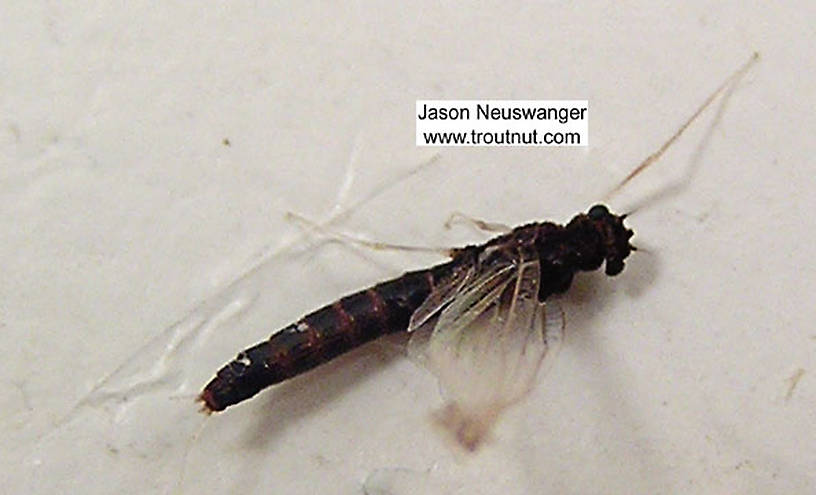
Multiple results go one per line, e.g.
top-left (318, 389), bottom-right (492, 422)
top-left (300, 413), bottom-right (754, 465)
top-left (199, 54), bottom-right (757, 448)
top-left (200, 205), bottom-right (631, 405)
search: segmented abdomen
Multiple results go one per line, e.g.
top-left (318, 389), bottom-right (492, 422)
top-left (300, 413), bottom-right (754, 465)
top-left (200, 263), bottom-right (454, 412)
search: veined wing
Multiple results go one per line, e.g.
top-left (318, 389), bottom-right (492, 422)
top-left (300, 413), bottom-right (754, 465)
top-left (408, 261), bottom-right (476, 333)
top-left (410, 259), bottom-right (564, 450)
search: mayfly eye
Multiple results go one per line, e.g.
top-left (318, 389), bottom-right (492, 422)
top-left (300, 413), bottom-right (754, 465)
top-left (605, 258), bottom-right (624, 276)
top-left (587, 204), bottom-right (609, 219)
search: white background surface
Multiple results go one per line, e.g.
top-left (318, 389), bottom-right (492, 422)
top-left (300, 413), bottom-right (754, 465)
top-left (2, 2), bottom-right (814, 494)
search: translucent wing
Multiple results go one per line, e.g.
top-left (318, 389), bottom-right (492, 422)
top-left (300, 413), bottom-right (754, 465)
top-left (410, 259), bottom-right (564, 450)
top-left (408, 261), bottom-right (476, 333)
top-left (406, 259), bottom-right (514, 372)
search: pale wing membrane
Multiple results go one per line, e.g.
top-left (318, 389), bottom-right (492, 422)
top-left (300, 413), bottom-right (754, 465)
top-left (413, 260), bottom-right (564, 450)
top-left (406, 261), bottom-right (514, 370)
top-left (432, 262), bottom-right (516, 344)
top-left (408, 262), bottom-right (476, 333)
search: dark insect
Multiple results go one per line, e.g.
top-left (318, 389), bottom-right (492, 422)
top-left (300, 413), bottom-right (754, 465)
top-left (198, 54), bottom-right (757, 448)
top-left (200, 204), bottom-right (630, 407)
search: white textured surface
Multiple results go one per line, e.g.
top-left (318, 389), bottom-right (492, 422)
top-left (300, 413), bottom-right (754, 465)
top-left (3, 2), bottom-right (814, 494)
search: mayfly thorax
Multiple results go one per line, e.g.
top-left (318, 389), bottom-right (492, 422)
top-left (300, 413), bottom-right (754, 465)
top-left (198, 53), bottom-right (758, 448)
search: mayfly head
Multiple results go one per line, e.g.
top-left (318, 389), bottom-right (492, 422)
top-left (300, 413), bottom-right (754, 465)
top-left (587, 203), bottom-right (634, 276)
top-left (567, 204), bottom-right (635, 276)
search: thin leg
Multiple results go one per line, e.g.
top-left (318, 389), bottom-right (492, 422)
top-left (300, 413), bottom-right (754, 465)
top-left (605, 52), bottom-right (759, 201)
top-left (285, 211), bottom-right (453, 256)
top-left (444, 211), bottom-right (511, 234)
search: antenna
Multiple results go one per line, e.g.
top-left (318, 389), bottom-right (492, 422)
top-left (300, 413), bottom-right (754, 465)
top-left (606, 52), bottom-right (759, 200)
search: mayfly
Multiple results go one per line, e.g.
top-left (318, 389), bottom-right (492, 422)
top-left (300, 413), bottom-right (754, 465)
top-left (199, 54), bottom-right (758, 449)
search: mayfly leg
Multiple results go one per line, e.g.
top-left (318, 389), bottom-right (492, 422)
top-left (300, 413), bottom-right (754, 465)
top-left (605, 52), bottom-right (760, 203)
top-left (284, 210), bottom-right (454, 257)
top-left (444, 211), bottom-right (512, 234)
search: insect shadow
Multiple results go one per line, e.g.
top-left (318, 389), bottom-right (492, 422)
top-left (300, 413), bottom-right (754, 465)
top-left (243, 331), bottom-right (408, 450)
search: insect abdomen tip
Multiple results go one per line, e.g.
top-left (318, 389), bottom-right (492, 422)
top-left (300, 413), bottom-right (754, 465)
top-left (197, 389), bottom-right (222, 415)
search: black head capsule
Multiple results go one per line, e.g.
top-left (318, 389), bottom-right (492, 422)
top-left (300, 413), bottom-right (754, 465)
top-left (585, 203), bottom-right (635, 276)
top-left (563, 204), bottom-right (635, 276)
